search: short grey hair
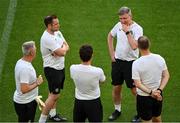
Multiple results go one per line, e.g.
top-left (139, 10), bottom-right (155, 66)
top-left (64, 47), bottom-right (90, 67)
top-left (118, 6), bottom-right (132, 16)
top-left (22, 41), bottom-right (35, 56)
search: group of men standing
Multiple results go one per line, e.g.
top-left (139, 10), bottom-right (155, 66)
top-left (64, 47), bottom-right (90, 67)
top-left (13, 6), bottom-right (169, 123)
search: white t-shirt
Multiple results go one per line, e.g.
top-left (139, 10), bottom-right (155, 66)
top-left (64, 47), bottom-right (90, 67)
top-left (13, 59), bottom-right (38, 104)
top-left (111, 22), bottom-right (143, 61)
top-left (70, 64), bottom-right (106, 100)
top-left (40, 30), bottom-right (65, 70)
top-left (132, 53), bottom-right (167, 96)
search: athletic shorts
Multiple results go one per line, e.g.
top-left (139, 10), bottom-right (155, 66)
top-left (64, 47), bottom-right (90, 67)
top-left (137, 95), bottom-right (162, 121)
top-left (14, 100), bottom-right (37, 122)
top-left (44, 67), bottom-right (65, 94)
top-left (111, 59), bottom-right (135, 88)
top-left (73, 98), bottom-right (103, 122)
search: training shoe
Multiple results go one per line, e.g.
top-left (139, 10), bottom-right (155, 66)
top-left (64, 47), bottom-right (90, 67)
top-left (49, 114), bottom-right (67, 122)
top-left (131, 115), bottom-right (141, 123)
top-left (108, 110), bottom-right (121, 121)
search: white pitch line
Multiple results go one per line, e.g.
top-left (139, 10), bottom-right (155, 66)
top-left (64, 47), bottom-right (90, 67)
top-left (0, 0), bottom-right (17, 79)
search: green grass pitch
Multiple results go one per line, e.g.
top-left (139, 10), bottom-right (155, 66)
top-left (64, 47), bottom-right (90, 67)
top-left (0, 0), bottom-right (180, 122)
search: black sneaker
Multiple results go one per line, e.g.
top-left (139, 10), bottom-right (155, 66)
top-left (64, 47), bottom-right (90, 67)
top-left (131, 115), bottom-right (141, 123)
top-left (49, 114), bottom-right (67, 122)
top-left (108, 110), bottom-right (121, 121)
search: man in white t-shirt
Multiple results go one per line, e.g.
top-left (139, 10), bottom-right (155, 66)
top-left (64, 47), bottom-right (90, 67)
top-left (39, 15), bottom-right (69, 123)
top-left (132, 36), bottom-right (170, 122)
top-left (70, 44), bottom-right (106, 122)
top-left (107, 6), bottom-right (143, 121)
top-left (13, 41), bottom-right (43, 122)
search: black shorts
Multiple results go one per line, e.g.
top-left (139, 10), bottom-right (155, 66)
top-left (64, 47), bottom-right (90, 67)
top-left (137, 95), bottom-right (162, 121)
top-left (44, 67), bottom-right (65, 94)
top-left (14, 100), bottom-right (37, 122)
top-left (73, 98), bottom-right (103, 122)
top-left (111, 59), bottom-right (135, 88)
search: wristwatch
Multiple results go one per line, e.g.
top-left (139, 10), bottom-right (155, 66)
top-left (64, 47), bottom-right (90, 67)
top-left (126, 31), bottom-right (130, 35)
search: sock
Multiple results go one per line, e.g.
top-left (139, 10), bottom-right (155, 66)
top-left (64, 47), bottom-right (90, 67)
top-left (114, 104), bottom-right (121, 112)
top-left (49, 108), bottom-right (56, 117)
top-left (39, 114), bottom-right (47, 123)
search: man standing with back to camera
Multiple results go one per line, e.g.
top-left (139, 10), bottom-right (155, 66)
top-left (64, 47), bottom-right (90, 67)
top-left (132, 36), bottom-right (170, 122)
top-left (39, 15), bottom-right (69, 123)
top-left (107, 6), bottom-right (143, 122)
top-left (70, 44), bottom-right (106, 122)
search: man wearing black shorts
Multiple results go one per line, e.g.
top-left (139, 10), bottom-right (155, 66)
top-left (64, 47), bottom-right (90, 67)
top-left (13, 41), bottom-right (43, 122)
top-left (39, 15), bottom-right (69, 123)
top-left (132, 36), bottom-right (170, 122)
top-left (70, 45), bottom-right (106, 122)
top-left (107, 6), bottom-right (143, 121)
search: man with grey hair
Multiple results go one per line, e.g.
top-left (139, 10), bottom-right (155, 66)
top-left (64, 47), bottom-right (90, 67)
top-left (107, 6), bottom-right (143, 121)
top-left (13, 41), bottom-right (43, 122)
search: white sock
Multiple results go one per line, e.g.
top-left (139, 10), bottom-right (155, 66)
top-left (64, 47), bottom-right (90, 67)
top-left (114, 104), bottom-right (121, 112)
top-left (49, 108), bottom-right (56, 117)
top-left (39, 114), bottom-right (47, 123)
